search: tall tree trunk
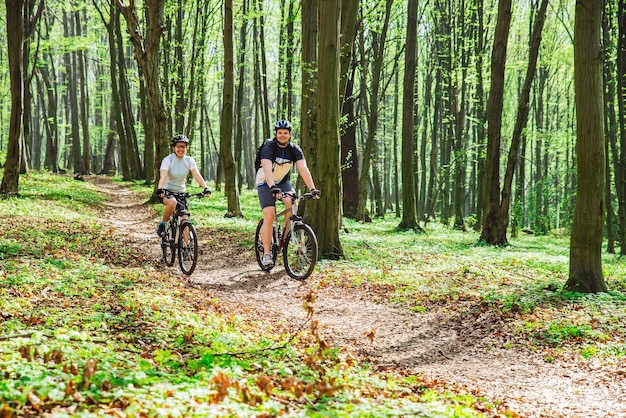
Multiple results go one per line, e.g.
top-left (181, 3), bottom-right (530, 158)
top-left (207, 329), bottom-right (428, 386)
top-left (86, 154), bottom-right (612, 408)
top-left (21, 0), bottom-right (42, 174)
top-left (604, 0), bottom-right (618, 253)
top-left (118, 0), bottom-right (170, 199)
top-left (37, 62), bottom-right (59, 173)
top-left (341, 66), bottom-right (359, 218)
top-left (0, 0), bottom-right (25, 196)
top-left (479, 0), bottom-right (511, 245)
top-left (566, 0), bottom-right (608, 293)
top-left (174, 0), bottom-right (184, 133)
top-left (301, 0), bottom-right (318, 197)
top-left (221, 0), bottom-right (243, 217)
top-left (115, 13), bottom-right (141, 180)
top-left (398, 0), bottom-right (420, 230)
top-left (615, 0), bottom-right (626, 254)
top-left (64, 10), bottom-right (82, 174)
top-left (481, 0), bottom-right (548, 244)
top-left (452, 0), bottom-right (469, 231)
top-left (533, 68), bottom-right (548, 234)
top-left (310, 0), bottom-right (343, 259)
top-left (102, 102), bottom-right (118, 175)
top-left (355, 0), bottom-right (393, 222)
top-left (339, 0), bottom-right (358, 218)
top-left (502, 0), bottom-right (549, 236)
top-left (256, 0), bottom-right (270, 139)
top-left (93, 1), bottom-right (122, 175)
top-left (76, 10), bottom-right (91, 175)
top-left (235, 0), bottom-right (248, 191)
top-left (472, 0), bottom-right (486, 231)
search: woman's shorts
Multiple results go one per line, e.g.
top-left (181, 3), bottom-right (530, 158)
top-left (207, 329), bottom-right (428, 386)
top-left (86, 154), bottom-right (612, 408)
top-left (257, 181), bottom-right (294, 209)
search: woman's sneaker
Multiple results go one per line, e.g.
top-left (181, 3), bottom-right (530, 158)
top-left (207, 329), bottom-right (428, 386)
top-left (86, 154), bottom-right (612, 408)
top-left (157, 221), bottom-right (167, 236)
top-left (261, 253), bottom-right (274, 268)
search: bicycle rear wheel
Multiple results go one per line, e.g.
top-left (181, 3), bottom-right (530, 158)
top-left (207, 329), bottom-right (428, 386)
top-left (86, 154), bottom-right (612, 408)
top-left (161, 228), bottom-right (176, 266)
top-left (255, 219), bottom-right (277, 271)
top-left (283, 223), bottom-right (318, 280)
top-left (178, 222), bottom-right (198, 275)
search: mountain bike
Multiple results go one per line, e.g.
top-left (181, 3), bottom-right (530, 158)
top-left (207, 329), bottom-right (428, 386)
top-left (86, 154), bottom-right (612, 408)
top-left (160, 191), bottom-right (206, 275)
top-left (255, 192), bottom-right (319, 280)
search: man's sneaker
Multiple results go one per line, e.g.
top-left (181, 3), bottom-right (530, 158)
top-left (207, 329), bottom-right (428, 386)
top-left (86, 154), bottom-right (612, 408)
top-left (157, 221), bottom-right (167, 236)
top-left (261, 253), bottom-right (274, 268)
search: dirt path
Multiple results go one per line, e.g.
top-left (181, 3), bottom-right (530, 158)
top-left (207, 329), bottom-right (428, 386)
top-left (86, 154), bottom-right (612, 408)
top-left (91, 176), bottom-right (625, 418)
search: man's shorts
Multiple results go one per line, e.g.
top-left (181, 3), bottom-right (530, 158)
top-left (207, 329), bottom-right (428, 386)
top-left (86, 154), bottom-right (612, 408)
top-left (257, 180), bottom-right (294, 209)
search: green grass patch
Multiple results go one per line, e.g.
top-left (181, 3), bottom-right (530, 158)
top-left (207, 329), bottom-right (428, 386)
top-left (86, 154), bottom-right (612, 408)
top-left (0, 172), bottom-right (493, 417)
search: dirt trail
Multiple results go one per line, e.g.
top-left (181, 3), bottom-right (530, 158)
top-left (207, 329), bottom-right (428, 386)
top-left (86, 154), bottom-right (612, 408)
top-left (91, 176), bottom-right (625, 418)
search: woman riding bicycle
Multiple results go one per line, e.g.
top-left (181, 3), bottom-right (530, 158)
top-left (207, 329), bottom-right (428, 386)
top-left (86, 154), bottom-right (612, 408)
top-left (256, 120), bottom-right (320, 268)
top-left (156, 134), bottom-right (211, 236)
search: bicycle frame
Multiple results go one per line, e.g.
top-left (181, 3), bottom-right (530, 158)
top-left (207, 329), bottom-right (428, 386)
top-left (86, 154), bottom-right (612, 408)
top-left (161, 191), bottom-right (204, 275)
top-left (255, 191), bottom-right (318, 280)
top-left (169, 194), bottom-right (191, 243)
top-left (274, 193), bottom-right (304, 249)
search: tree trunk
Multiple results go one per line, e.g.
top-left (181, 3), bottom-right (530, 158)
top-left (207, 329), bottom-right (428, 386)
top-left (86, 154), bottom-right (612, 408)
top-left (118, 0), bottom-right (170, 199)
top-left (220, 0), bottom-right (243, 218)
top-left (235, 0), bottom-right (248, 191)
top-left (355, 0), bottom-right (393, 222)
top-left (256, 0), bottom-right (270, 139)
top-left (452, 0), bottom-right (469, 231)
top-left (341, 67), bottom-right (359, 218)
top-left (398, 0), bottom-right (420, 230)
top-left (63, 10), bottom-right (81, 174)
top-left (339, 0), bottom-right (358, 219)
top-left (566, 0), bottom-right (608, 293)
top-left (0, 0), bottom-right (25, 196)
top-left (615, 0), bottom-right (626, 254)
top-left (76, 10), bottom-right (91, 175)
top-left (602, 1), bottom-right (617, 253)
top-left (310, 0), bottom-right (343, 259)
top-left (37, 61), bottom-right (59, 173)
top-left (501, 0), bottom-right (548, 237)
top-left (479, 0), bottom-right (511, 245)
top-left (472, 0), bottom-right (486, 231)
top-left (301, 0), bottom-right (318, 197)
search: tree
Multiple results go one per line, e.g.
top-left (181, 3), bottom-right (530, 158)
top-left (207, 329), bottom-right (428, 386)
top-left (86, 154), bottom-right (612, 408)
top-left (565, 0), bottom-right (608, 293)
top-left (339, 0), bottom-right (358, 219)
top-left (309, 0), bottom-right (343, 259)
top-left (614, 0), bottom-right (626, 254)
top-left (397, 0), bottom-right (420, 230)
top-left (118, 0), bottom-right (170, 197)
top-left (220, 0), bottom-right (243, 218)
top-left (0, 0), bottom-right (25, 196)
top-left (300, 0), bottom-right (317, 192)
top-left (480, 0), bottom-right (549, 245)
top-left (354, 0), bottom-right (393, 222)
top-left (479, 0), bottom-right (512, 245)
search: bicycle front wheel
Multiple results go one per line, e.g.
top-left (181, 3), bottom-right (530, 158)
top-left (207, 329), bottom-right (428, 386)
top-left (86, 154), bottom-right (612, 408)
top-left (178, 222), bottom-right (198, 275)
top-left (161, 229), bottom-right (176, 266)
top-left (283, 223), bottom-right (318, 280)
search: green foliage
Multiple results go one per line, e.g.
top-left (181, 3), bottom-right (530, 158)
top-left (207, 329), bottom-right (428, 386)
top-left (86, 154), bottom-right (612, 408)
top-left (0, 173), bottom-right (491, 417)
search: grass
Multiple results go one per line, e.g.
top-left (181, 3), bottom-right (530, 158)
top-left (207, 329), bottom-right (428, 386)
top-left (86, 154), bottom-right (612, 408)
top-left (0, 171), bottom-right (496, 417)
top-left (127, 174), bottom-right (626, 360)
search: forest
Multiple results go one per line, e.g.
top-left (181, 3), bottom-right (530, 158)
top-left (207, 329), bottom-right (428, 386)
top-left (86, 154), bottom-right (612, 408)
top-left (1, 0), bottom-right (626, 416)
top-left (0, 0), bottom-right (621, 292)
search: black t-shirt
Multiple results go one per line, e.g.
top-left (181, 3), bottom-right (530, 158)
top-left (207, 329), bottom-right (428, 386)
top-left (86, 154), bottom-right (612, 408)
top-left (255, 139), bottom-right (304, 186)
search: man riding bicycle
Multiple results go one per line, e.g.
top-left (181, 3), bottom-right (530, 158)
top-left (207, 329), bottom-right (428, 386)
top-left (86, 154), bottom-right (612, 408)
top-left (256, 120), bottom-right (320, 268)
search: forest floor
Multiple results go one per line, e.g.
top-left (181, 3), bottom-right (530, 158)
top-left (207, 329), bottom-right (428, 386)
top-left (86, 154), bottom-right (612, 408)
top-left (90, 175), bottom-right (625, 418)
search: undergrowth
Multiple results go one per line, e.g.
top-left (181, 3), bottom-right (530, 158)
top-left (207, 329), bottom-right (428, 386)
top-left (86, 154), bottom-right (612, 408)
top-left (0, 172), bottom-right (496, 417)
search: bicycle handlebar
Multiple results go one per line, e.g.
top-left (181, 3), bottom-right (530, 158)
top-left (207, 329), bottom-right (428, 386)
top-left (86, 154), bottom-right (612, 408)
top-left (279, 191), bottom-right (317, 201)
top-left (163, 190), bottom-right (207, 199)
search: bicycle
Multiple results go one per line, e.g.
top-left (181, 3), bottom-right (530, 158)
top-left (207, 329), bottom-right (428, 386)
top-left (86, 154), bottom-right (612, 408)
top-left (160, 190), bottom-right (206, 275)
top-left (255, 192), bottom-right (319, 280)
